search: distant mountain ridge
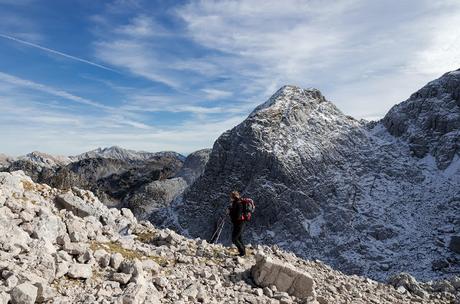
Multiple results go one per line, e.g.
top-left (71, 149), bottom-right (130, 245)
top-left (2, 146), bottom-right (209, 213)
top-left (71, 146), bottom-right (185, 163)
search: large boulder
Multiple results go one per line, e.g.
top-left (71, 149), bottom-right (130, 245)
top-left (251, 254), bottom-right (316, 300)
top-left (10, 283), bottom-right (38, 304)
top-left (55, 191), bottom-right (101, 218)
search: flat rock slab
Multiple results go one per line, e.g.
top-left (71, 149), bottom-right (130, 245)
top-left (251, 254), bottom-right (316, 300)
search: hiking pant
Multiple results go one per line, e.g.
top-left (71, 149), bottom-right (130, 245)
top-left (231, 221), bottom-right (246, 256)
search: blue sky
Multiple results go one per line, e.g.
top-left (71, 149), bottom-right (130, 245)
top-left (1, 0), bottom-right (460, 156)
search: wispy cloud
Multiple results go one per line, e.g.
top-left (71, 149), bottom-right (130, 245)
top-left (0, 71), bottom-right (110, 109)
top-left (201, 88), bottom-right (233, 100)
top-left (94, 39), bottom-right (180, 88)
top-left (174, 0), bottom-right (460, 118)
top-left (0, 33), bottom-right (118, 73)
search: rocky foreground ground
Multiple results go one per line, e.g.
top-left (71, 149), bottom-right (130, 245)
top-left (0, 171), bottom-right (458, 304)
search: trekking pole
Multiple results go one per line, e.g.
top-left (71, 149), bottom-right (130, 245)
top-left (209, 209), bottom-right (227, 244)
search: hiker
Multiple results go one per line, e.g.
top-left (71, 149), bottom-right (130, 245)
top-left (227, 191), bottom-right (255, 256)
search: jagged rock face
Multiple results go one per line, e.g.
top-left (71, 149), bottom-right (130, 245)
top-left (383, 69), bottom-right (460, 169)
top-left (176, 82), bottom-right (460, 281)
top-left (127, 177), bottom-right (188, 221)
top-left (126, 149), bottom-right (211, 221)
top-left (0, 171), bottom-right (457, 303)
top-left (178, 149), bottom-right (211, 185)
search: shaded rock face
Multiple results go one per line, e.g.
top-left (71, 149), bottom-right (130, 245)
top-left (123, 149), bottom-right (211, 223)
top-left (127, 177), bottom-right (188, 221)
top-left (175, 80), bottom-right (460, 281)
top-left (383, 69), bottom-right (460, 169)
top-left (178, 149), bottom-right (211, 185)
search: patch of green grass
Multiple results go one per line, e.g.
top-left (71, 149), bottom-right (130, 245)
top-left (133, 229), bottom-right (157, 244)
top-left (90, 241), bottom-right (171, 267)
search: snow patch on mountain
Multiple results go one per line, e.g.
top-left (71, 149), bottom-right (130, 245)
top-left (18, 151), bottom-right (72, 168)
top-left (72, 146), bottom-right (184, 162)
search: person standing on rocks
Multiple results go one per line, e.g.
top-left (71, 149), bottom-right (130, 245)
top-left (228, 191), bottom-right (255, 257)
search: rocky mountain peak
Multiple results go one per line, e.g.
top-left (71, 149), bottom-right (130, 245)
top-left (383, 68), bottom-right (460, 168)
top-left (19, 151), bottom-right (72, 168)
top-left (249, 85), bottom-right (329, 120)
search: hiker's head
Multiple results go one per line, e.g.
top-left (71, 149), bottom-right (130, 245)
top-left (230, 191), bottom-right (240, 201)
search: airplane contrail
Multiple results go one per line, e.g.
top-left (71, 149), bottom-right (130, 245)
top-left (0, 33), bottom-right (118, 73)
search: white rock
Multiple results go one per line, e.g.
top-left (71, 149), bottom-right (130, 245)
top-left (0, 206), bottom-right (31, 252)
top-left (65, 217), bottom-right (88, 243)
top-left (251, 255), bottom-right (316, 300)
top-left (153, 277), bottom-right (169, 289)
top-left (93, 249), bottom-right (110, 268)
top-left (67, 263), bottom-right (92, 279)
top-left (181, 284), bottom-right (199, 300)
top-left (112, 272), bottom-right (132, 285)
top-left (55, 261), bottom-right (70, 278)
top-left (5, 274), bottom-right (18, 289)
top-left (110, 253), bottom-right (124, 270)
top-left (0, 292), bottom-right (11, 304)
top-left (120, 283), bottom-right (146, 304)
top-left (11, 283), bottom-right (38, 304)
top-left (63, 242), bottom-right (89, 256)
top-left (31, 211), bottom-right (64, 244)
top-left (34, 281), bottom-right (57, 303)
top-left (55, 192), bottom-right (104, 218)
top-left (19, 210), bottom-right (34, 222)
top-left (141, 259), bottom-right (160, 275)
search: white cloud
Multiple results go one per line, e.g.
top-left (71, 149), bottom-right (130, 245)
top-left (95, 39), bottom-right (181, 88)
top-left (201, 88), bottom-right (232, 100)
top-left (114, 15), bottom-right (168, 37)
top-left (175, 0), bottom-right (460, 119)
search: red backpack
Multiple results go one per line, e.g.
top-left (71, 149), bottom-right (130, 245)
top-left (240, 198), bottom-right (255, 221)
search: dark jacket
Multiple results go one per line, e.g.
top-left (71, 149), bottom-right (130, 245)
top-left (229, 199), bottom-right (243, 223)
